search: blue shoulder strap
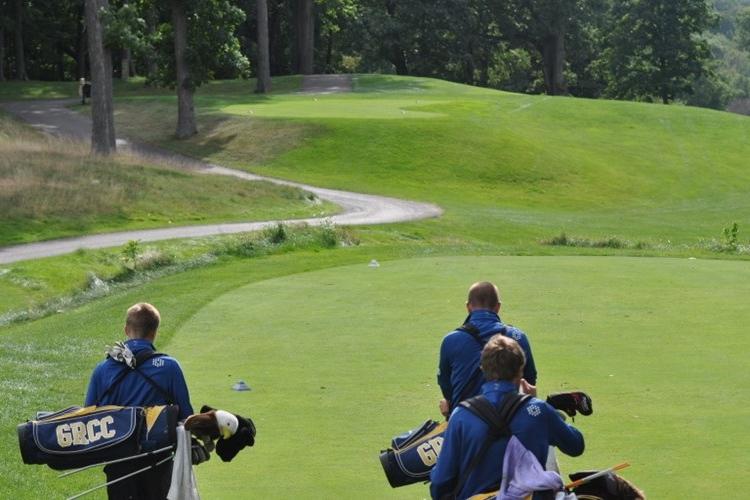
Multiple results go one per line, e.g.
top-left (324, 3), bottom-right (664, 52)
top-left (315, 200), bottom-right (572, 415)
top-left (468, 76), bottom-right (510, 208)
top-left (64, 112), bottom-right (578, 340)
top-left (96, 350), bottom-right (173, 405)
top-left (451, 393), bottom-right (531, 498)
top-left (453, 321), bottom-right (508, 406)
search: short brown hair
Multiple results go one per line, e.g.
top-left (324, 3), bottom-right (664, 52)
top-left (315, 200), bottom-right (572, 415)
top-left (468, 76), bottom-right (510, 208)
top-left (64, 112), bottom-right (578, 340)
top-left (125, 303), bottom-right (160, 338)
top-left (480, 334), bottom-right (525, 381)
top-left (467, 281), bottom-right (500, 310)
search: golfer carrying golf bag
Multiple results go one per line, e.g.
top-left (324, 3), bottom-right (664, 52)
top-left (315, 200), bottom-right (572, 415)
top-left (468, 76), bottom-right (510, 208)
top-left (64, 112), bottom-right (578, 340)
top-left (84, 303), bottom-right (194, 500)
top-left (437, 282), bottom-right (537, 418)
top-left (431, 335), bottom-right (584, 499)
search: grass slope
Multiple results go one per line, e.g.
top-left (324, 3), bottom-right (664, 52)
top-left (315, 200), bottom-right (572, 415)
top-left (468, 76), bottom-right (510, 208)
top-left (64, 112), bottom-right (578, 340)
top-left (1, 254), bottom-right (748, 498)
top-left (109, 75), bottom-right (750, 249)
top-left (0, 111), bottom-right (335, 246)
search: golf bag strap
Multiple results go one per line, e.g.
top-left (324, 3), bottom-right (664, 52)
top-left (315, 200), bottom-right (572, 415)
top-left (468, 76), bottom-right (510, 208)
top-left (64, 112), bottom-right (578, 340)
top-left (453, 323), bottom-right (508, 407)
top-left (97, 350), bottom-right (174, 405)
top-left (451, 393), bottom-right (531, 499)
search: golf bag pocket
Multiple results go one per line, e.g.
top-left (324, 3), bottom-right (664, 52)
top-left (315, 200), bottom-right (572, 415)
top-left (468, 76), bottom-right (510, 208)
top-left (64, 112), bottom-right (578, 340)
top-left (18, 405), bottom-right (145, 470)
top-left (140, 405), bottom-right (179, 452)
top-left (379, 420), bottom-right (447, 487)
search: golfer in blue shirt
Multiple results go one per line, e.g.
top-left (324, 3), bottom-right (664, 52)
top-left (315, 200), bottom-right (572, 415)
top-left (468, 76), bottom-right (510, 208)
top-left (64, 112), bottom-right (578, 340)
top-left (85, 303), bottom-right (193, 500)
top-left (437, 281), bottom-right (537, 417)
top-left (431, 335), bottom-right (584, 499)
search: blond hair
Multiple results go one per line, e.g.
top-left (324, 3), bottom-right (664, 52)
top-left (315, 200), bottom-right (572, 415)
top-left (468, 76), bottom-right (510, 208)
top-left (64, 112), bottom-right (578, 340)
top-left (480, 334), bottom-right (525, 381)
top-left (125, 303), bottom-right (161, 338)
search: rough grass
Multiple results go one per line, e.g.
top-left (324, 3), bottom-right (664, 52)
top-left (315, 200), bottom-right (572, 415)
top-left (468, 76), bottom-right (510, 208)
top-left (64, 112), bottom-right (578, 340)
top-left (0, 112), bottom-right (336, 245)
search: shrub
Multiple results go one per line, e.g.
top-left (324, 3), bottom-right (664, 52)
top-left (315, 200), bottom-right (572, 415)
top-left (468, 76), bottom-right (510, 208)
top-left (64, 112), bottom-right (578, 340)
top-left (723, 222), bottom-right (739, 251)
top-left (121, 240), bottom-right (141, 270)
top-left (317, 220), bottom-right (339, 248)
top-left (263, 223), bottom-right (287, 244)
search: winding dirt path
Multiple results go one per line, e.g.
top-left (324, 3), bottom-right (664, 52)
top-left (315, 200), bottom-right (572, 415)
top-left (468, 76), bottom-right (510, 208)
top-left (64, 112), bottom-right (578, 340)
top-left (0, 82), bottom-right (441, 264)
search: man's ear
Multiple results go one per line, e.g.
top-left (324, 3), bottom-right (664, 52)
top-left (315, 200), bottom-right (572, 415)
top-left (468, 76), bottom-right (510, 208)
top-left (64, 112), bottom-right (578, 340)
top-left (494, 303), bottom-right (501, 314)
top-left (466, 301), bottom-right (472, 313)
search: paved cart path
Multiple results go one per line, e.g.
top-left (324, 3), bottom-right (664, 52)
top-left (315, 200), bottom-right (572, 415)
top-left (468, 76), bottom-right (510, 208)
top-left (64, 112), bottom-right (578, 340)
top-left (0, 81), bottom-right (441, 264)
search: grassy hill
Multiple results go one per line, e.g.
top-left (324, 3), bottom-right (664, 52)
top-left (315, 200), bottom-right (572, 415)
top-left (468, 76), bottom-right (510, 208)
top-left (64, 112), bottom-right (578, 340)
top-left (112, 75), bottom-right (750, 250)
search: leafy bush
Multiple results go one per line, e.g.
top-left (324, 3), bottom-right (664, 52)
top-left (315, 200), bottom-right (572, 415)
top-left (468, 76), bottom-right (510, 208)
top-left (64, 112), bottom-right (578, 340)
top-left (263, 223), bottom-right (287, 244)
top-left (542, 233), bottom-right (646, 250)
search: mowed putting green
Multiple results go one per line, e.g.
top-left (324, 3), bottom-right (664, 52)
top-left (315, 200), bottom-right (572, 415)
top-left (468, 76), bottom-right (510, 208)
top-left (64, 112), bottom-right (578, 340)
top-left (167, 255), bottom-right (749, 499)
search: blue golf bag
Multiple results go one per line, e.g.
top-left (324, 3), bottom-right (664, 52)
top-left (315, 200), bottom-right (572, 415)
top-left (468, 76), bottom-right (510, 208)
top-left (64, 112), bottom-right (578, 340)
top-left (18, 404), bottom-right (178, 470)
top-left (379, 419), bottom-right (448, 487)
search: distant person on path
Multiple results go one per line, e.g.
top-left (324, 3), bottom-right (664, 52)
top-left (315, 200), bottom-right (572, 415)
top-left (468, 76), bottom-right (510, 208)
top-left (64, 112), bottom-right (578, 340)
top-left (85, 303), bottom-right (193, 500)
top-left (430, 335), bottom-right (584, 499)
top-left (437, 281), bottom-right (537, 418)
top-left (78, 78), bottom-right (91, 105)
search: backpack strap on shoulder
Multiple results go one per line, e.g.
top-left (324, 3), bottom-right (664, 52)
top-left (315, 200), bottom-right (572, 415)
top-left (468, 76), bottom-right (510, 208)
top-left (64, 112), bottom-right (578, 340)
top-left (452, 322), bottom-right (509, 408)
top-left (96, 349), bottom-right (174, 406)
top-left (451, 393), bottom-right (532, 498)
top-left (456, 322), bottom-right (483, 346)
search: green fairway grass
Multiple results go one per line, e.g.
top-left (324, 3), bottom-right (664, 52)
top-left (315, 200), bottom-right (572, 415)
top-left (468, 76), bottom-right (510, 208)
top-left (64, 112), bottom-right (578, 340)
top-left (0, 111), bottom-right (336, 246)
top-left (2, 254), bottom-right (747, 498)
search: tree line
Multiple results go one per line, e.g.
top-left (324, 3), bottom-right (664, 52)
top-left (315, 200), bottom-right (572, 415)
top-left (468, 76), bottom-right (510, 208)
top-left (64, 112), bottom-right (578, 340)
top-left (1, 0), bottom-right (750, 149)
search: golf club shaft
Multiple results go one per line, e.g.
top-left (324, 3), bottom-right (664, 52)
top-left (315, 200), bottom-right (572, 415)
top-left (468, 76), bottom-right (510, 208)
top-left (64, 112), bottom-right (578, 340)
top-left (65, 454), bottom-right (173, 500)
top-left (58, 445), bottom-right (175, 478)
top-left (565, 462), bottom-right (630, 490)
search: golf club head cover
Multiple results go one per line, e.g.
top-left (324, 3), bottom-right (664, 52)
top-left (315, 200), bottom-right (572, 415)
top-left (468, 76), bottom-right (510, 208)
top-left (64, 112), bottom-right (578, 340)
top-left (568, 471), bottom-right (646, 499)
top-left (201, 405), bottom-right (256, 462)
top-left (546, 391), bottom-right (593, 418)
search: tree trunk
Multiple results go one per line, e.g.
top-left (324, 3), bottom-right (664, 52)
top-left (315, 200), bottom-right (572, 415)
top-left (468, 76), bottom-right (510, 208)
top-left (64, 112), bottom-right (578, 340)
top-left (57, 43), bottom-right (66, 80)
top-left (76, 6), bottom-right (87, 79)
top-left (170, 0), bottom-right (197, 138)
top-left (84, 0), bottom-right (117, 155)
top-left (0, 27), bottom-right (6, 81)
top-left (144, 5), bottom-right (158, 83)
top-left (255, 0), bottom-right (271, 93)
top-left (385, 0), bottom-right (408, 75)
top-left (121, 48), bottom-right (130, 80)
top-left (14, 0), bottom-right (28, 80)
top-left (541, 29), bottom-right (566, 95)
top-left (120, 0), bottom-right (130, 81)
top-left (268, 0), bottom-right (284, 75)
top-left (325, 26), bottom-right (332, 72)
top-left (295, 0), bottom-right (314, 74)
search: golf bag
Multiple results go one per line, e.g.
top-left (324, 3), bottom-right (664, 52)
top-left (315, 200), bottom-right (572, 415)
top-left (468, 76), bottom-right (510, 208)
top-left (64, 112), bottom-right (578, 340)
top-left (18, 404), bottom-right (178, 470)
top-left (379, 391), bottom-right (593, 489)
top-left (379, 419), bottom-right (448, 487)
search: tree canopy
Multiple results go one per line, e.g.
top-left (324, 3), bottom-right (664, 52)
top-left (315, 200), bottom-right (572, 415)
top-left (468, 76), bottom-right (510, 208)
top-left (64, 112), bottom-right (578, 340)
top-left (1, 0), bottom-right (746, 112)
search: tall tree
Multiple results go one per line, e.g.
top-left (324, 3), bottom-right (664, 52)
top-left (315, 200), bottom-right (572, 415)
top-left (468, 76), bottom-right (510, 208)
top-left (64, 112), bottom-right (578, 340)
top-left (295, 0), bottom-right (314, 74)
top-left (0, 24), bottom-right (5, 81)
top-left (737, 6), bottom-right (750, 52)
top-left (528, 0), bottom-right (575, 95)
top-left (170, 0), bottom-right (197, 138)
top-left (121, 0), bottom-right (131, 80)
top-left (603, 0), bottom-right (714, 103)
top-left (76, 3), bottom-right (87, 79)
top-left (143, 2), bottom-right (158, 82)
top-left (84, 0), bottom-right (117, 155)
top-left (13, 0), bottom-right (27, 80)
top-left (383, 0), bottom-right (408, 75)
top-left (256, 0), bottom-right (272, 92)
